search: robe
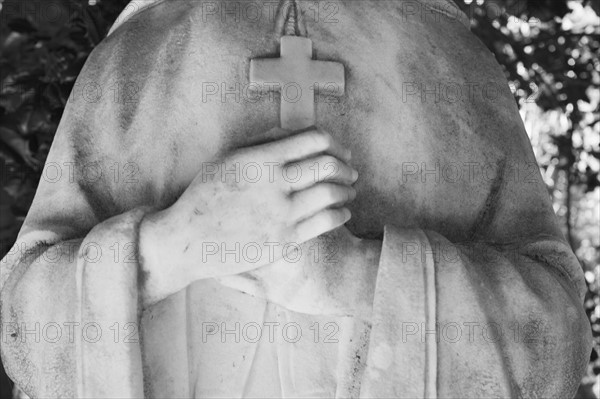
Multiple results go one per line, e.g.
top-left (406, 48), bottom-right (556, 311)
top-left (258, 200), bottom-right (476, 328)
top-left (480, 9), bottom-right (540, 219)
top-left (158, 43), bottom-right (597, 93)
top-left (0, 0), bottom-right (592, 397)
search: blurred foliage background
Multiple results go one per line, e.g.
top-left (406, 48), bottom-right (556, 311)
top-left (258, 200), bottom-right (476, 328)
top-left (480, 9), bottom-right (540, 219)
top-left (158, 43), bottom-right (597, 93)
top-left (0, 0), bottom-right (598, 397)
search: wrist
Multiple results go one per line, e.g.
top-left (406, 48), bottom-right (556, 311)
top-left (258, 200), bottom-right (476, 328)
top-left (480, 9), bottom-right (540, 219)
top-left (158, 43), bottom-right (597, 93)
top-left (138, 210), bottom-right (182, 307)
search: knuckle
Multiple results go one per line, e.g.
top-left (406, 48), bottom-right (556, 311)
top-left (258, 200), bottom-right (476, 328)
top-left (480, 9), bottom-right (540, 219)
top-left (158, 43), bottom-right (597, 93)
top-left (284, 192), bottom-right (297, 209)
top-left (275, 162), bottom-right (285, 174)
top-left (278, 169), bottom-right (295, 189)
top-left (278, 181), bottom-right (293, 198)
top-left (273, 165), bottom-right (286, 182)
top-left (282, 163), bottom-right (294, 174)
top-left (321, 184), bottom-right (337, 202)
top-left (320, 155), bottom-right (337, 166)
top-left (343, 187), bottom-right (353, 201)
top-left (325, 210), bottom-right (340, 225)
top-left (308, 131), bottom-right (332, 149)
top-left (320, 132), bottom-right (334, 148)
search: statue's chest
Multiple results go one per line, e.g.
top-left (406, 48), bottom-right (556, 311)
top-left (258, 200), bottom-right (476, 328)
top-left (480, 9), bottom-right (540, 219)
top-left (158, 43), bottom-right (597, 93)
top-left (175, 35), bottom-right (477, 237)
top-left (122, 2), bottom-right (492, 239)
top-left (183, 54), bottom-right (414, 235)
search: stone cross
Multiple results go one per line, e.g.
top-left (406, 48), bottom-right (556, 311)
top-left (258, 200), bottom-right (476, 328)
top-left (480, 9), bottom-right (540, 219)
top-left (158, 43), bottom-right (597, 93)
top-left (249, 36), bottom-right (345, 131)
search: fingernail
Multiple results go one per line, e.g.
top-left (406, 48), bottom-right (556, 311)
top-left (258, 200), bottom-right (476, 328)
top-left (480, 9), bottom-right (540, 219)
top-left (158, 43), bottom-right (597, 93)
top-left (352, 169), bottom-right (359, 180)
top-left (344, 208), bottom-right (352, 219)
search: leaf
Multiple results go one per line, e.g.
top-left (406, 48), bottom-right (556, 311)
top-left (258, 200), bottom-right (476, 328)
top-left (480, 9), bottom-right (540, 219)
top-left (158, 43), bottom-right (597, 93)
top-left (590, 0), bottom-right (600, 16)
top-left (7, 18), bottom-right (37, 34)
top-left (0, 185), bottom-right (17, 232)
top-left (0, 127), bottom-right (41, 171)
top-left (82, 6), bottom-right (106, 45)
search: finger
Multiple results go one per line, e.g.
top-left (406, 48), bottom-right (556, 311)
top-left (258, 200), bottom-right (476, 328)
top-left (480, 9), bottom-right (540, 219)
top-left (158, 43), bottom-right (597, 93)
top-left (283, 155), bottom-right (358, 192)
top-left (290, 183), bottom-right (356, 221)
top-left (294, 207), bottom-right (352, 244)
top-left (260, 130), bottom-right (352, 163)
top-left (242, 127), bottom-right (292, 148)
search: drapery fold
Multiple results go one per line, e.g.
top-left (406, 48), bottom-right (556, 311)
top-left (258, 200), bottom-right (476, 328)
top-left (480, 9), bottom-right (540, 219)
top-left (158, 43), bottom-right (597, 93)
top-left (361, 226), bottom-right (437, 399)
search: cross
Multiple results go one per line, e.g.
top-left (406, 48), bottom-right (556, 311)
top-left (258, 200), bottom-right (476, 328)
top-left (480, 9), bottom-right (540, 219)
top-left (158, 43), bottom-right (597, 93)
top-left (249, 36), bottom-right (345, 131)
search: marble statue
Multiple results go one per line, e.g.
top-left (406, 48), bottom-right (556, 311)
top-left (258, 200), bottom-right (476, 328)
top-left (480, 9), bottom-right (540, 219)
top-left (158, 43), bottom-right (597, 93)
top-left (0, 0), bottom-right (592, 397)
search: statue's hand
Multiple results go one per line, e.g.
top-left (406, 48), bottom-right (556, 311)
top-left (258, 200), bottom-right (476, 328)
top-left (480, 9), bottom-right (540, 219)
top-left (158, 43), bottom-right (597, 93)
top-left (138, 128), bottom-right (358, 307)
top-left (217, 226), bottom-right (381, 319)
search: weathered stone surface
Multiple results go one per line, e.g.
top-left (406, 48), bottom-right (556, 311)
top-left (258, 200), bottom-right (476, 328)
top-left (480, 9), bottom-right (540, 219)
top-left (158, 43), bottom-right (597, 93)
top-left (0, 1), bottom-right (591, 398)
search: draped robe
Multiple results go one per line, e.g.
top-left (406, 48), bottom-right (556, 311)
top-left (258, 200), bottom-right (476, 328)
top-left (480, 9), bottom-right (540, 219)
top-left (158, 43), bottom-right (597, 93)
top-left (0, 0), bottom-right (592, 397)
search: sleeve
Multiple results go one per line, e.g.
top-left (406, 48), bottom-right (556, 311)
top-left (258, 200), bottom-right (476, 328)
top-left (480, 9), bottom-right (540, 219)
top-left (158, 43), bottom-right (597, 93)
top-left (360, 162), bottom-right (592, 398)
top-left (0, 87), bottom-right (152, 399)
